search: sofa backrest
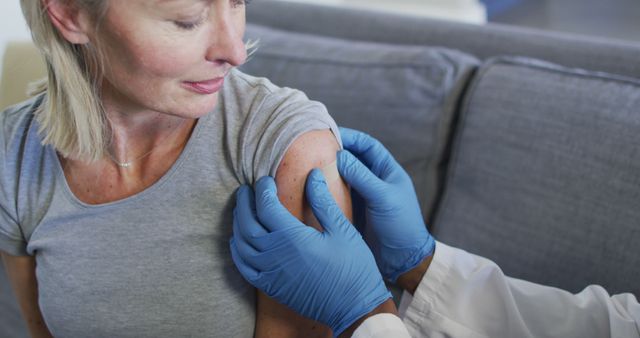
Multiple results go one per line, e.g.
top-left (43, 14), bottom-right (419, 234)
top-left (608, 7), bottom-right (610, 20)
top-left (432, 57), bottom-right (640, 296)
top-left (247, 0), bottom-right (640, 79)
top-left (246, 2), bottom-right (640, 296)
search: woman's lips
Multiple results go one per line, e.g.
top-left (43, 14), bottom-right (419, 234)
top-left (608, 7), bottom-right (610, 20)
top-left (182, 77), bottom-right (225, 95)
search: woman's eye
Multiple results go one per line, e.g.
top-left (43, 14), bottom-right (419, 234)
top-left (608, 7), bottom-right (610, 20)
top-left (174, 18), bottom-right (203, 30)
top-left (232, 0), bottom-right (251, 7)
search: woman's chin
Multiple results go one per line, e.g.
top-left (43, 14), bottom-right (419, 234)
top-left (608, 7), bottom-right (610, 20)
top-left (173, 93), bottom-right (220, 119)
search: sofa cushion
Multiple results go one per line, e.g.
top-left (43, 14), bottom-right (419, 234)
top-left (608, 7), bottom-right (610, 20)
top-left (432, 56), bottom-right (640, 296)
top-left (247, 0), bottom-right (640, 79)
top-left (241, 24), bottom-right (479, 221)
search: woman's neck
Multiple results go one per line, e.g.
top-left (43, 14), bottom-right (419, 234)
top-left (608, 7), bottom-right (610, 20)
top-left (100, 84), bottom-right (196, 166)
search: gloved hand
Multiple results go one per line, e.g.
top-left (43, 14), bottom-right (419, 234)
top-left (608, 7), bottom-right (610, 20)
top-left (229, 171), bottom-right (392, 336)
top-left (337, 127), bottom-right (436, 283)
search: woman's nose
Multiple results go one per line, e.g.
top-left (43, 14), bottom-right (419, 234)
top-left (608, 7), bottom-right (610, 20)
top-left (205, 10), bottom-right (247, 67)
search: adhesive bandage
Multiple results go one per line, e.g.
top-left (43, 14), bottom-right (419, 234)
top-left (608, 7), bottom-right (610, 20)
top-left (320, 160), bottom-right (340, 183)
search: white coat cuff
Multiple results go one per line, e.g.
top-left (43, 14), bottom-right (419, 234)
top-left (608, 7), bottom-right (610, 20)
top-left (400, 241), bottom-right (479, 336)
top-left (351, 313), bottom-right (410, 338)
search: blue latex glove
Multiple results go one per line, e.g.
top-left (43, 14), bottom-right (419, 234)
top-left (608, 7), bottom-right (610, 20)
top-left (338, 127), bottom-right (436, 283)
top-left (229, 171), bottom-right (391, 336)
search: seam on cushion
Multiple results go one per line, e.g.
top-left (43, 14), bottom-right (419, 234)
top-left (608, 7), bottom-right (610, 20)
top-left (250, 52), bottom-right (446, 71)
top-left (485, 56), bottom-right (640, 87)
top-left (427, 65), bottom-right (478, 226)
top-left (429, 60), bottom-right (496, 231)
top-left (246, 23), bottom-right (463, 67)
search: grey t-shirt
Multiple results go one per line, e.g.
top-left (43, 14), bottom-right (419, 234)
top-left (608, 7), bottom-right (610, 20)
top-left (0, 69), bottom-right (341, 337)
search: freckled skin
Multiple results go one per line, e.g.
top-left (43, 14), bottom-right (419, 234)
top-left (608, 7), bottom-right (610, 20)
top-left (253, 129), bottom-right (352, 338)
top-left (275, 130), bottom-right (352, 230)
top-left (98, 0), bottom-right (247, 120)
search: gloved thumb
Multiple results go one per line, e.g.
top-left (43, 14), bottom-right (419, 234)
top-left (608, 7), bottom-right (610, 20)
top-left (305, 168), bottom-right (351, 236)
top-left (337, 150), bottom-right (386, 201)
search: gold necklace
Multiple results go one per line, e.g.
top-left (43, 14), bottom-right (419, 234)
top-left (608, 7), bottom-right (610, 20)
top-left (108, 120), bottom-right (186, 168)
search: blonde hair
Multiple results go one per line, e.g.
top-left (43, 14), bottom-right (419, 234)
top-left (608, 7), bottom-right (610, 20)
top-left (21, 0), bottom-right (109, 162)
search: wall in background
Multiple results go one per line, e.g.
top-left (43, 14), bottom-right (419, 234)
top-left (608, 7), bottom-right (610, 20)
top-left (491, 0), bottom-right (640, 42)
top-left (3, 0), bottom-right (639, 80)
top-left (280, 0), bottom-right (640, 43)
top-left (0, 2), bottom-right (32, 80)
top-left (280, 0), bottom-right (487, 23)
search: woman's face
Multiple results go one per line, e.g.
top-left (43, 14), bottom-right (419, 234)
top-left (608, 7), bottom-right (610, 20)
top-left (96, 0), bottom-right (248, 118)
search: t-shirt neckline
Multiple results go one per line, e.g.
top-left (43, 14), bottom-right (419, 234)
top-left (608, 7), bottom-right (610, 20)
top-left (51, 111), bottom-right (211, 209)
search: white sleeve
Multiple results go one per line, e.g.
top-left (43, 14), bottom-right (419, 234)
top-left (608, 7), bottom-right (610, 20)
top-left (351, 313), bottom-right (411, 338)
top-left (399, 242), bottom-right (640, 338)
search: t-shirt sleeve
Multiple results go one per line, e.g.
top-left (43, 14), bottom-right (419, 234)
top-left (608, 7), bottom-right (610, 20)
top-left (239, 84), bottom-right (342, 185)
top-left (0, 108), bottom-right (28, 256)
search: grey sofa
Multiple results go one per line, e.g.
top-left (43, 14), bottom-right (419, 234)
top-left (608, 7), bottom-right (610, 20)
top-left (2, 1), bottom-right (639, 337)
top-left (241, 1), bottom-right (640, 298)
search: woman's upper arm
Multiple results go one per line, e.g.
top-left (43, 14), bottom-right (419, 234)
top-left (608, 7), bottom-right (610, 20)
top-left (254, 129), bottom-right (352, 338)
top-left (1, 252), bottom-right (53, 338)
top-left (275, 129), bottom-right (352, 225)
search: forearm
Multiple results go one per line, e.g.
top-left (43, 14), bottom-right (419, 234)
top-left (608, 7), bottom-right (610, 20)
top-left (255, 291), bottom-right (332, 338)
top-left (396, 252), bottom-right (434, 295)
top-left (1, 253), bottom-right (53, 338)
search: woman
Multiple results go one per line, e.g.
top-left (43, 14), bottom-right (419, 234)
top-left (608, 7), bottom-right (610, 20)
top-left (0, 0), bottom-right (352, 337)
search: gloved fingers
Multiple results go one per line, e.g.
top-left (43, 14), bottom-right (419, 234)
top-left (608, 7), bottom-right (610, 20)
top-left (234, 185), bottom-right (269, 240)
top-left (339, 127), bottom-right (385, 169)
top-left (338, 127), bottom-right (364, 150)
top-left (255, 176), bottom-right (306, 232)
top-left (232, 215), bottom-right (267, 268)
top-left (229, 236), bottom-right (260, 284)
top-left (305, 169), bottom-right (351, 236)
top-left (337, 150), bottom-right (387, 199)
top-left (339, 127), bottom-right (401, 177)
top-left (349, 188), bottom-right (367, 235)
top-left (233, 232), bottom-right (285, 276)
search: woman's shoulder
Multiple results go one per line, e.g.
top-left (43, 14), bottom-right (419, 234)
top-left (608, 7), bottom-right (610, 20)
top-left (0, 94), bottom-right (46, 159)
top-left (221, 69), bottom-right (341, 184)
top-left (223, 69), bottom-right (326, 114)
top-left (226, 68), bottom-right (290, 96)
top-left (1, 94), bottom-right (44, 141)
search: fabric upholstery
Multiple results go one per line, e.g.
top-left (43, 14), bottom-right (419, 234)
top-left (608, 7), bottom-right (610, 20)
top-left (247, 0), bottom-right (640, 79)
top-left (241, 24), bottom-right (479, 221)
top-left (432, 57), bottom-right (640, 296)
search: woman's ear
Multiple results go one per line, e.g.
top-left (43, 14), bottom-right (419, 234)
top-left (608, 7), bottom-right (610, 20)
top-left (44, 0), bottom-right (93, 44)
